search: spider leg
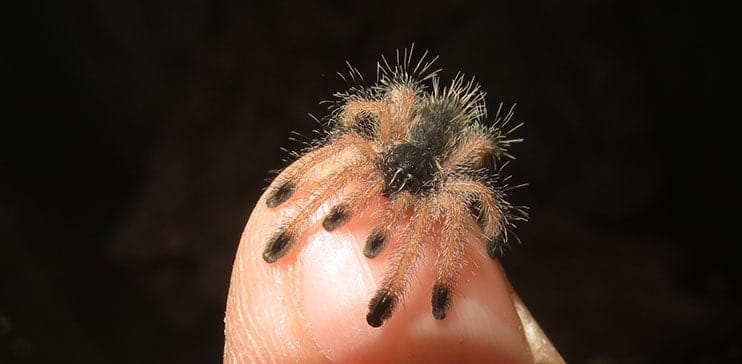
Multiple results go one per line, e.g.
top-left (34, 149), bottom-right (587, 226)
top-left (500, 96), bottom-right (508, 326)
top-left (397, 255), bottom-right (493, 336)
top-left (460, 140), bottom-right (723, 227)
top-left (340, 100), bottom-right (390, 140)
top-left (442, 126), bottom-right (525, 259)
top-left (441, 125), bottom-right (497, 171)
top-left (383, 85), bottom-right (417, 141)
top-left (321, 174), bottom-right (384, 232)
top-left (341, 85), bottom-right (416, 143)
top-left (266, 134), bottom-right (374, 208)
top-left (445, 179), bottom-right (504, 259)
top-left (262, 159), bottom-right (375, 263)
top-left (429, 191), bottom-right (470, 320)
top-left (363, 192), bottom-right (414, 258)
top-left (367, 198), bottom-right (433, 327)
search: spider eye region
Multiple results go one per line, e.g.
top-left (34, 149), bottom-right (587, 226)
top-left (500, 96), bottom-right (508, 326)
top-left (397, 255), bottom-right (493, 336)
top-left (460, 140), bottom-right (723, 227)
top-left (381, 143), bottom-right (438, 197)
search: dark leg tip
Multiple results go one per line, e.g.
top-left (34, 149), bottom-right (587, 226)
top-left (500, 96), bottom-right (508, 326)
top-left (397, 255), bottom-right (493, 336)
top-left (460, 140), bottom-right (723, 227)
top-left (366, 314), bottom-right (383, 328)
top-left (262, 231), bottom-right (293, 263)
top-left (363, 229), bottom-right (387, 258)
top-left (262, 251), bottom-right (279, 263)
top-left (322, 204), bottom-right (350, 231)
top-left (366, 290), bottom-right (397, 328)
top-left (266, 182), bottom-right (295, 208)
top-left (432, 284), bottom-right (451, 320)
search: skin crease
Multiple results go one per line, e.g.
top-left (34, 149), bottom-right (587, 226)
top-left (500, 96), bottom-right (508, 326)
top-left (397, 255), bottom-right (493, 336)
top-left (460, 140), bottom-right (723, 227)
top-left (224, 153), bottom-right (563, 363)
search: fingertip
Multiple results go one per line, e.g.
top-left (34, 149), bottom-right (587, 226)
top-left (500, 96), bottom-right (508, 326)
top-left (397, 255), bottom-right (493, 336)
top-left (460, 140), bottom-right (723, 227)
top-left (226, 188), bottom-right (557, 364)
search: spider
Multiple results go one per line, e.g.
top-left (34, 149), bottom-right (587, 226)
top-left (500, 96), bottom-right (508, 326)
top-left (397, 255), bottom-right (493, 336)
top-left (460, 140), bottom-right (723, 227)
top-left (261, 48), bottom-right (526, 328)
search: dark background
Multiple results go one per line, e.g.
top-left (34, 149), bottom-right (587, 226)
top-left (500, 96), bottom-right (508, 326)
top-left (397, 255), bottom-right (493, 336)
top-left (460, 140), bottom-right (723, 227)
top-left (2, 1), bottom-right (738, 363)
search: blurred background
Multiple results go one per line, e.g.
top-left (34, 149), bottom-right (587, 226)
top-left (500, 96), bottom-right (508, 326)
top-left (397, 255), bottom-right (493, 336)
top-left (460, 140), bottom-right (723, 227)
top-left (2, 0), bottom-right (738, 363)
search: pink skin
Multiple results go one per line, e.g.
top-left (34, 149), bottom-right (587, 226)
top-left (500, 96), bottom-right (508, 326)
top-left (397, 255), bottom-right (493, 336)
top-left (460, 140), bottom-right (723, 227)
top-left (224, 174), bottom-right (563, 363)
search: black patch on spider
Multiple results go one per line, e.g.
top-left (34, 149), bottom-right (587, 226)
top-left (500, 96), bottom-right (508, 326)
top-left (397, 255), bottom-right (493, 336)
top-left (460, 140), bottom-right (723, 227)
top-left (486, 233), bottom-right (506, 259)
top-left (412, 102), bottom-right (460, 155)
top-left (381, 143), bottom-right (438, 197)
top-left (367, 290), bottom-right (397, 327)
top-left (364, 229), bottom-right (387, 258)
top-left (352, 111), bottom-right (378, 139)
top-left (431, 284), bottom-right (452, 320)
top-left (266, 181), bottom-right (295, 208)
top-left (322, 204), bottom-right (350, 231)
top-left (262, 230), bottom-right (294, 263)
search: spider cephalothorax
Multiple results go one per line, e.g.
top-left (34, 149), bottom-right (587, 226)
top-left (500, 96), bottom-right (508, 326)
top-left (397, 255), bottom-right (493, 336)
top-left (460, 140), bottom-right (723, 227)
top-left (262, 48), bottom-right (526, 328)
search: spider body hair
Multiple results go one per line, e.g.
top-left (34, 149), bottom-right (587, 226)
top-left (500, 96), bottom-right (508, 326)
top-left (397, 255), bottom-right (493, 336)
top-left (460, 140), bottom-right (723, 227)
top-left (262, 47), bottom-right (527, 328)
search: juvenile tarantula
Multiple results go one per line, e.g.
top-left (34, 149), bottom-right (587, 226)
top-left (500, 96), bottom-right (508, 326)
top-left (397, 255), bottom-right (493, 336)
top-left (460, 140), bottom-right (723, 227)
top-left (262, 48), bottom-right (526, 328)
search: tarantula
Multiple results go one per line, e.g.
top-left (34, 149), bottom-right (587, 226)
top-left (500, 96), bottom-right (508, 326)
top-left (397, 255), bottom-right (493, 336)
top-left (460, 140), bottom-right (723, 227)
top-left (261, 48), bottom-right (526, 328)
